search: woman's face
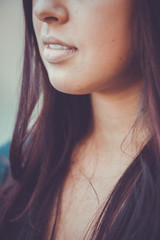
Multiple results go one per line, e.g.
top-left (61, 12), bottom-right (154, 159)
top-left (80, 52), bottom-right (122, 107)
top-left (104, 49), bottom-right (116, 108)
top-left (32, 0), bottom-right (138, 95)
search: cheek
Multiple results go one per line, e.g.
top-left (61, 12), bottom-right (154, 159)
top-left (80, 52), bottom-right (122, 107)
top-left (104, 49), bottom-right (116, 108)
top-left (76, 1), bottom-right (134, 69)
top-left (32, 15), bottom-right (39, 35)
top-left (76, 25), bottom-right (133, 92)
top-left (32, 16), bottom-right (43, 52)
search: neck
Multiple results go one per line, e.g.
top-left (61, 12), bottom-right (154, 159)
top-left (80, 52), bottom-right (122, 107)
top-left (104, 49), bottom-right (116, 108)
top-left (88, 79), bottom-right (147, 162)
top-left (71, 79), bottom-right (148, 182)
top-left (92, 80), bottom-right (143, 139)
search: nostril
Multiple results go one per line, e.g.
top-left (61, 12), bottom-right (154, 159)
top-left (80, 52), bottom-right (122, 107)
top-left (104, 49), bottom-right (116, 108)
top-left (45, 16), bottom-right (59, 22)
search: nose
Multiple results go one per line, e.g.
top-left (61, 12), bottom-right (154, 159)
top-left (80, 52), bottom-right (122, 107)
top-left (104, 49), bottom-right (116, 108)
top-left (33, 0), bottom-right (69, 24)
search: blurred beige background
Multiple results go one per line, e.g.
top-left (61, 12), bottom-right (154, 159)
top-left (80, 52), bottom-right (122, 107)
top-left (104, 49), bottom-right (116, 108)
top-left (0, 0), bottom-right (24, 145)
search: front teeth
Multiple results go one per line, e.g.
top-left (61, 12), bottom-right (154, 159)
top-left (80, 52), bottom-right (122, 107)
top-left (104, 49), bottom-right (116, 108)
top-left (49, 44), bottom-right (71, 50)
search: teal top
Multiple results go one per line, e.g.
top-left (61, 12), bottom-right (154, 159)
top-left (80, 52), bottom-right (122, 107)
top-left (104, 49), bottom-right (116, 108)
top-left (0, 142), bottom-right (10, 186)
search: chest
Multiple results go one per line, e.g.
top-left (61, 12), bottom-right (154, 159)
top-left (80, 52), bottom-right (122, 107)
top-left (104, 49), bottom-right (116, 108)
top-left (53, 172), bottom-right (121, 240)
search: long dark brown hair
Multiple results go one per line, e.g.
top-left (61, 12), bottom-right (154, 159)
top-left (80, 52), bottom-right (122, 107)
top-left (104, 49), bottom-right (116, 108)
top-left (0, 0), bottom-right (160, 239)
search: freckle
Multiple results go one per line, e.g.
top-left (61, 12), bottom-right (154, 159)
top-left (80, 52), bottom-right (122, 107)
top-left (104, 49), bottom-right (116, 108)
top-left (112, 39), bottom-right (115, 42)
top-left (120, 57), bottom-right (122, 60)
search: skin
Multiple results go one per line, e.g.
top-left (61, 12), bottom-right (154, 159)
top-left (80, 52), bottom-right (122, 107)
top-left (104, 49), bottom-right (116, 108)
top-left (32, 0), bottom-right (144, 171)
top-left (32, 0), bottom-right (145, 239)
top-left (32, 0), bottom-right (139, 95)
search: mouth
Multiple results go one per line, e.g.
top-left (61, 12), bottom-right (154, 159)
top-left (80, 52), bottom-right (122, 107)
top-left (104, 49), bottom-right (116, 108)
top-left (42, 36), bottom-right (78, 64)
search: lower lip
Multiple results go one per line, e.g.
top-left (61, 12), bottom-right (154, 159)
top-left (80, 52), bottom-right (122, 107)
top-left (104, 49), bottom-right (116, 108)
top-left (43, 46), bottom-right (78, 64)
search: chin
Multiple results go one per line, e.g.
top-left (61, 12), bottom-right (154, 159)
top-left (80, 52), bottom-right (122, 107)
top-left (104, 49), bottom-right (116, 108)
top-left (48, 75), bottom-right (91, 95)
top-left (51, 83), bottom-right (90, 95)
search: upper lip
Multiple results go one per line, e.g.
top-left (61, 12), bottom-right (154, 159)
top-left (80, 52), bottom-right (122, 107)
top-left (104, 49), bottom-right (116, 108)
top-left (42, 35), bottom-right (77, 49)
